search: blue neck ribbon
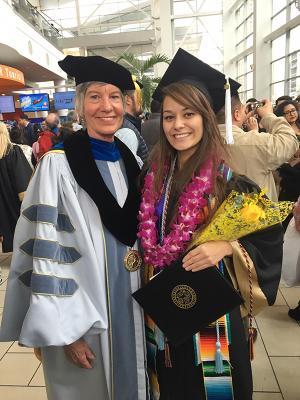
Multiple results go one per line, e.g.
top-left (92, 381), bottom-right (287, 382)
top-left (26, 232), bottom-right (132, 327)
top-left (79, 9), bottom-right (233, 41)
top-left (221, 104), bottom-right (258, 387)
top-left (52, 136), bottom-right (121, 162)
top-left (89, 137), bottom-right (121, 161)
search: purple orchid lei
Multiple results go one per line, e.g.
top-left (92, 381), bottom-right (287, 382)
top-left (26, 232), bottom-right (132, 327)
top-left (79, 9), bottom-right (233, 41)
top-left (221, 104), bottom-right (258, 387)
top-left (137, 159), bottom-right (214, 268)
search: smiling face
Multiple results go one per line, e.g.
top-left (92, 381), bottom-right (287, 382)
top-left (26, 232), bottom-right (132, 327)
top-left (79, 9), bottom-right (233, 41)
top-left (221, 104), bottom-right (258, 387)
top-left (162, 95), bottom-right (204, 166)
top-left (84, 83), bottom-right (124, 141)
top-left (283, 103), bottom-right (299, 125)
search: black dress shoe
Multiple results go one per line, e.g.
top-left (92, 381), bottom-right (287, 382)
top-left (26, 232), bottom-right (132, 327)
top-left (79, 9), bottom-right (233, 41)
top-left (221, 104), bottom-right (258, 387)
top-left (288, 301), bottom-right (300, 321)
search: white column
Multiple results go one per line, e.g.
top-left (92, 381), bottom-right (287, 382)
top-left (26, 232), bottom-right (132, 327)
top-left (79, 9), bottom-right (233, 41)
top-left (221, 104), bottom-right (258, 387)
top-left (54, 79), bottom-right (68, 117)
top-left (151, 0), bottom-right (173, 76)
top-left (223, 0), bottom-right (237, 79)
top-left (253, 0), bottom-right (272, 99)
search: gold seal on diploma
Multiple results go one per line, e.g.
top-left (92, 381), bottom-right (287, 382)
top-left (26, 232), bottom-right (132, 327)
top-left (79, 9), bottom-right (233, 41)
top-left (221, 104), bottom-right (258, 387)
top-left (124, 249), bottom-right (142, 272)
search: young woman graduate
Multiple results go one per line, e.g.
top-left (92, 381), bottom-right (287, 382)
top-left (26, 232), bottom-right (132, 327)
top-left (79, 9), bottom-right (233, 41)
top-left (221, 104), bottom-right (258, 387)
top-left (137, 49), bottom-right (284, 400)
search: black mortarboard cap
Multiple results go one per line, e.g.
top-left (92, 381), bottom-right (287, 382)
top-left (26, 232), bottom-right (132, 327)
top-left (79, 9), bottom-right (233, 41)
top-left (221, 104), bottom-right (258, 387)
top-left (152, 48), bottom-right (241, 113)
top-left (132, 258), bottom-right (243, 346)
top-left (58, 55), bottom-right (135, 91)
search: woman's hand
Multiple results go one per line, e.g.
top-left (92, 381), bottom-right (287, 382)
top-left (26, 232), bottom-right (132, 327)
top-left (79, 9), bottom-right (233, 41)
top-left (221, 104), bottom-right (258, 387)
top-left (182, 241), bottom-right (233, 272)
top-left (64, 338), bottom-right (95, 369)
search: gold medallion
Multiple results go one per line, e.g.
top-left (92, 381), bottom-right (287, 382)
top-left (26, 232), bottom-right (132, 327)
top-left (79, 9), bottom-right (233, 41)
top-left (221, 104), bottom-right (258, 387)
top-left (171, 285), bottom-right (197, 309)
top-left (124, 249), bottom-right (142, 272)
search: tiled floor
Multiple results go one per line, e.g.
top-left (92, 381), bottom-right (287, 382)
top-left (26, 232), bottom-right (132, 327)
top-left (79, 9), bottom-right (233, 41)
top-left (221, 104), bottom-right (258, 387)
top-left (0, 253), bottom-right (300, 400)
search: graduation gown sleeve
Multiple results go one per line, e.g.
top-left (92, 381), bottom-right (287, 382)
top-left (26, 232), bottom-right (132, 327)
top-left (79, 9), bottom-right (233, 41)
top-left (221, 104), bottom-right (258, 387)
top-left (0, 151), bottom-right (109, 347)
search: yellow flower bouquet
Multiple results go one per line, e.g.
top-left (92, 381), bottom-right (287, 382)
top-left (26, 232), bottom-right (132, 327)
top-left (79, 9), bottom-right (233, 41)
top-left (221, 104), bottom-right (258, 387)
top-left (189, 190), bottom-right (294, 247)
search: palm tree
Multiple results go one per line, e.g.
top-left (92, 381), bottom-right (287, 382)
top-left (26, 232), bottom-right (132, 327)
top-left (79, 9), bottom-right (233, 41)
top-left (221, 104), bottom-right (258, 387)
top-left (116, 53), bottom-right (170, 111)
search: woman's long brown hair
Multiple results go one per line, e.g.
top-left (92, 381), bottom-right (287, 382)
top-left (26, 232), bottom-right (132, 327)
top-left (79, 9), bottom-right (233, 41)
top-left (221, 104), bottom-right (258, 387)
top-left (147, 82), bottom-right (231, 225)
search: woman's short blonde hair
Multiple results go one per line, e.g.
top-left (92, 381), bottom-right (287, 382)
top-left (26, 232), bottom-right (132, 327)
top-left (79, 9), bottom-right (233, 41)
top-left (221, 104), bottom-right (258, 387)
top-left (0, 122), bottom-right (12, 159)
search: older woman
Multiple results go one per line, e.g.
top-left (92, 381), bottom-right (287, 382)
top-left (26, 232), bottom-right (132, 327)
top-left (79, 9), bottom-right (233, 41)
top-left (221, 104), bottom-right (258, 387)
top-left (0, 122), bottom-right (31, 252)
top-left (0, 56), bottom-right (148, 400)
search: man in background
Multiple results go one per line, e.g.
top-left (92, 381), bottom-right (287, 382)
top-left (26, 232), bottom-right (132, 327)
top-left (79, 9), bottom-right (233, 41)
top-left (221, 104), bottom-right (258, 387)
top-left (32, 112), bottom-right (60, 162)
top-left (122, 77), bottom-right (148, 162)
top-left (217, 95), bottom-right (298, 201)
top-left (18, 114), bottom-right (36, 146)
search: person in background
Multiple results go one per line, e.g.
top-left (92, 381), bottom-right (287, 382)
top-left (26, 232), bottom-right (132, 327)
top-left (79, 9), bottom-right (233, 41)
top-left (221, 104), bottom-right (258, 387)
top-left (32, 112), bottom-right (60, 162)
top-left (217, 96), bottom-right (299, 201)
top-left (33, 122), bottom-right (42, 138)
top-left (0, 122), bottom-right (32, 252)
top-left (274, 95), bottom-right (293, 111)
top-left (124, 76), bottom-right (143, 132)
top-left (65, 110), bottom-right (83, 132)
top-left (41, 120), bottom-right (48, 131)
top-left (277, 145), bottom-right (300, 230)
top-left (286, 197), bottom-right (300, 321)
top-left (51, 124), bottom-right (76, 148)
top-left (9, 126), bottom-right (33, 168)
top-left (295, 94), bottom-right (300, 111)
top-left (18, 114), bottom-right (36, 146)
top-left (245, 97), bottom-right (258, 104)
top-left (122, 76), bottom-right (148, 162)
top-left (141, 99), bottom-right (161, 151)
top-left (0, 54), bottom-right (148, 400)
top-left (275, 99), bottom-right (300, 138)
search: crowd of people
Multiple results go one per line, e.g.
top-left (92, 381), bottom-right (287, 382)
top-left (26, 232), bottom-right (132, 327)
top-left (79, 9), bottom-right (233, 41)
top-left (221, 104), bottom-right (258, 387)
top-left (0, 49), bottom-right (299, 400)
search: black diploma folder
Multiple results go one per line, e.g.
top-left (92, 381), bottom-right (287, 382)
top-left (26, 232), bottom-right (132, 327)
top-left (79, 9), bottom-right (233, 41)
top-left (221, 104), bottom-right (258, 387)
top-left (132, 258), bottom-right (244, 346)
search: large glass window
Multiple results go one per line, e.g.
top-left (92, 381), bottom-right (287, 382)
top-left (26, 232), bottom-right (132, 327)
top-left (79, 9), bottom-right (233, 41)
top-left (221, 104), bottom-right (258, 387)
top-left (173, 1), bottom-right (223, 68)
top-left (270, 1), bottom-right (300, 100)
top-left (272, 34), bottom-right (286, 60)
top-left (272, 58), bottom-right (286, 82)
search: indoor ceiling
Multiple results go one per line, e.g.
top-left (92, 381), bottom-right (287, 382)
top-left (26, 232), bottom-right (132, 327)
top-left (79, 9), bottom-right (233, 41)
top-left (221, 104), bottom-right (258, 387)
top-left (0, 44), bottom-right (65, 93)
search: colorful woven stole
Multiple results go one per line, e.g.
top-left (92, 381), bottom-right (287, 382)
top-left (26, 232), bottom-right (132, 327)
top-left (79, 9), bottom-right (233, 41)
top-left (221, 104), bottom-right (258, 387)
top-left (194, 315), bottom-right (234, 399)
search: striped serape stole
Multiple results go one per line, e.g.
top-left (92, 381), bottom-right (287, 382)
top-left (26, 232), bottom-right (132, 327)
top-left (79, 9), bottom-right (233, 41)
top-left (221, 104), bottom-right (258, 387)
top-left (195, 314), bottom-right (234, 399)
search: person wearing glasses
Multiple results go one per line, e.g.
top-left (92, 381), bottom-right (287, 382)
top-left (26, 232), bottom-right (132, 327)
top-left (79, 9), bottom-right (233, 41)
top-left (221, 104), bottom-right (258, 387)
top-left (275, 99), bottom-right (300, 138)
top-left (275, 100), bottom-right (300, 229)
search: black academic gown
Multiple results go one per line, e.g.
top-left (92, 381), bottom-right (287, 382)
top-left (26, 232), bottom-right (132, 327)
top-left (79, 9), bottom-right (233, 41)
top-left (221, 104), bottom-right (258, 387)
top-left (152, 175), bottom-right (284, 400)
top-left (278, 162), bottom-right (300, 230)
top-left (0, 145), bottom-right (32, 252)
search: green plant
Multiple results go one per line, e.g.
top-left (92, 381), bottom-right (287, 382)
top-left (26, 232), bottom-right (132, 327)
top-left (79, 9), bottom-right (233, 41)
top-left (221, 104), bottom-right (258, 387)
top-left (116, 53), bottom-right (170, 111)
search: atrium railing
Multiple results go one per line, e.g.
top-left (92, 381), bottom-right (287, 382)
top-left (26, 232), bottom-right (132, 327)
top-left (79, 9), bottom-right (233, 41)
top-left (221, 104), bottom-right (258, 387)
top-left (11, 0), bottom-right (62, 46)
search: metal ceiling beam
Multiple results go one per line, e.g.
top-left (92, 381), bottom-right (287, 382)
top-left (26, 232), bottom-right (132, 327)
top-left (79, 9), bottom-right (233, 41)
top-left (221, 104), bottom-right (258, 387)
top-left (57, 29), bottom-right (155, 50)
top-left (81, 0), bottom-right (106, 27)
top-left (74, 0), bottom-right (81, 35)
top-left (170, 11), bottom-right (222, 20)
